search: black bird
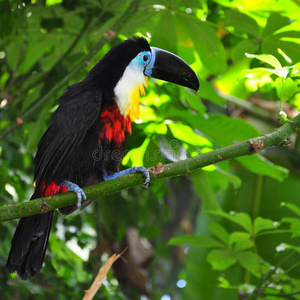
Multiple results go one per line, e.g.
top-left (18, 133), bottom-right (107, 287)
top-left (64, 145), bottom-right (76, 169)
top-left (6, 36), bottom-right (199, 280)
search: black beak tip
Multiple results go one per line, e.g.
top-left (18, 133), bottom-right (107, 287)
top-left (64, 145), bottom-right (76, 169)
top-left (191, 76), bottom-right (200, 92)
top-left (185, 72), bottom-right (200, 91)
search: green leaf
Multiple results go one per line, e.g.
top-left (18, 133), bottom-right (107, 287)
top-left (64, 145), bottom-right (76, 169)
top-left (139, 103), bottom-right (157, 122)
top-left (276, 243), bottom-right (300, 254)
top-left (235, 155), bottom-right (288, 182)
top-left (262, 12), bottom-right (291, 37)
top-left (198, 79), bottom-right (226, 105)
top-left (176, 14), bottom-right (227, 74)
top-left (165, 112), bottom-right (260, 147)
top-left (182, 210), bottom-right (232, 300)
top-left (281, 202), bottom-right (300, 217)
top-left (208, 222), bottom-right (230, 245)
top-left (26, 100), bottom-right (53, 150)
top-left (262, 39), bottom-right (300, 65)
top-left (292, 62), bottom-right (300, 76)
top-left (230, 232), bottom-right (254, 252)
top-left (168, 235), bottom-right (224, 248)
top-left (232, 39), bottom-right (259, 62)
top-left (236, 251), bottom-right (260, 277)
top-left (218, 277), bottom-right (232, 289)
top-left (225, 9), bottom-right (259, 36)
top-left (254, 216), bottom-right (278, 235)
top-left (229, 212), bottom-right (252, 233)
top-left (143, 137), bottom-right (165, 168)
top-left (21, 82), bottom-right (45, 112)
top-left (273, 30), bottom-right (300, 39)
top-left (199, 0), bottom-right (208, 13)
top-left (209, 210), bottom-right (252, 233)
top-left (46, 0), bottom-right (63, 6)
top-left (241, 66), bottom-right (291, 79)
top-left (206, 249), bottom-right (237, 270)
top-left (214, 58), bottom-right (251, 98)
top-left (5, 38), bottom-right (24, 71)
top-left (145, 122), bottom-right (167, 135)
top-left (151, 11), bottom-right (177, 54)
top-left (222, 170), bottom-right (241, 190)
top-left (168, 123), bottom-right (212, 147)
top-left (245, 53), bottom-right (282, 69)
top-left (202, 114), bottom-right (259, 145)
top-left (176, 0), bottom-right (205, 9)
top-left (206, 164), bottom-right (242, 191)
top-left (276, 77), bottom-right (298, 101)
top-left (181, 88), bottom-right (207, 113)
top-left (190, 169), bottom-right (220, 211)
top-left (49, 235), bottom-right (87, 283)
top-left (18, 35), bottom-right (54, 75)
top-left (122, 137), bottom-right (150, 166)
top-left (281, 217), bottom-right (300, 238)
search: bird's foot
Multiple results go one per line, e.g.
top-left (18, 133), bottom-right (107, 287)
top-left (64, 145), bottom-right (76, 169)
top-left (103, 166), bottom-right (150, 188)
top-left (60, 181), bottom-right (87, 209)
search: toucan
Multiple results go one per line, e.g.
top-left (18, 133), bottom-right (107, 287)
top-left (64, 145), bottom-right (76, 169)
top-left (6, 37), bottom-right (199, 280)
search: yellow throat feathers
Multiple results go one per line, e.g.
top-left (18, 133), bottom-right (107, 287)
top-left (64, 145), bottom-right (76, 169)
top-left (127, 77), bottom-right (148, 120)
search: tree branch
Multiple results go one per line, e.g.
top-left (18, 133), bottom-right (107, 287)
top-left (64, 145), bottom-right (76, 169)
top-left (1, 113), bottom-right (299, 223)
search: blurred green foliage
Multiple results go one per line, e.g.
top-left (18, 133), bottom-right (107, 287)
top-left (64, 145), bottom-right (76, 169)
top-left (1, 0), bottom-right (300, 299)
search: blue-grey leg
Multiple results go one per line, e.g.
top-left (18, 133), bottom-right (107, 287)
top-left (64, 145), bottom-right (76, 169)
top-left (103, 166), bottom-right (150, 188)
top-left (60, 180), bottom-right (87, 209)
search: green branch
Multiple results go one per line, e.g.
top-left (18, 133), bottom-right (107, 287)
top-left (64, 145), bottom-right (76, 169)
top-left (217, 90), bottom-right (277, 123)
top-left (1, 113), bottom-right (299, 223)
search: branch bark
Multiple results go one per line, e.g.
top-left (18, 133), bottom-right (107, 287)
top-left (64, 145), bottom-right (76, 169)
top-left (1, 113), bottom-right (299, 223)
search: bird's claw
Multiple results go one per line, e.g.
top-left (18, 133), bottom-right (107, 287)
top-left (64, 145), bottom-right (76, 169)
top-left (142, 181), bottom-right (151, 188)
top-left (60, 181), bottom-right (87, 209)
top-left (103, 166), bottom-right (151, 188)
top-left (138, 167), bottom-right (151, 188)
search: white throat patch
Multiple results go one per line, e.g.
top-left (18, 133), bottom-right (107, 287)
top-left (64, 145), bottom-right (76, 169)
top-left (114, 64), bottom-right (147, 120)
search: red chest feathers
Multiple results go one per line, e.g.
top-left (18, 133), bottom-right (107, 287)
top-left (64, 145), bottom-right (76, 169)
top-left (98, 105), bottom-right (132, 147)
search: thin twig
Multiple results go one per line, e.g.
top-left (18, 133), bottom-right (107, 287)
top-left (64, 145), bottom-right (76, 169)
top-left (264, 290), bottom-right (300, 298)
top-left (245, 267), bottom-right (276, 300)
top-left (83, 249), bottom-right (127, 300)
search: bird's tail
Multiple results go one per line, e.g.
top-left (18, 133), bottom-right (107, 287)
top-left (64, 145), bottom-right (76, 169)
top-left (6, 180), bottom-right (68, 280)
top-left (6, 211), bottom-right (53, 280)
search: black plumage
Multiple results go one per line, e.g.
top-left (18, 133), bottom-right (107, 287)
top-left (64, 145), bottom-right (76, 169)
top-left (6, 35), bottom-right (199, 280)
top-left (6, 37), bottom-right (150, 280)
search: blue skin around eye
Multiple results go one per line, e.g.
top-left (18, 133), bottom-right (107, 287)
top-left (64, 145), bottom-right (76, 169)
top-left (144, 47), bottom-right (156, 77)
top-left (130, 51), bottom-right (152, 70)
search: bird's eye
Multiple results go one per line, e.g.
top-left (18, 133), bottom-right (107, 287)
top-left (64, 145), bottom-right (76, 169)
top-left (142, 55), bottom-right (149, 62)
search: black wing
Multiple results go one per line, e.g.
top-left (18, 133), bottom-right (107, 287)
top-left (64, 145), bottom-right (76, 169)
top-left (34, 87), bottom-right (102, 194)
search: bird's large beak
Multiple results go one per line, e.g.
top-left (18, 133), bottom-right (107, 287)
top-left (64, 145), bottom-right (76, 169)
top-left (144, 47), bottom-right (199, 91)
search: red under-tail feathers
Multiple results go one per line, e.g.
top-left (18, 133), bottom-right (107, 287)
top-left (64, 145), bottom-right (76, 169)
top-left (36, 180), bottom-right (68, 197)
top-left (6, 180), bottom-right (69, 280)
